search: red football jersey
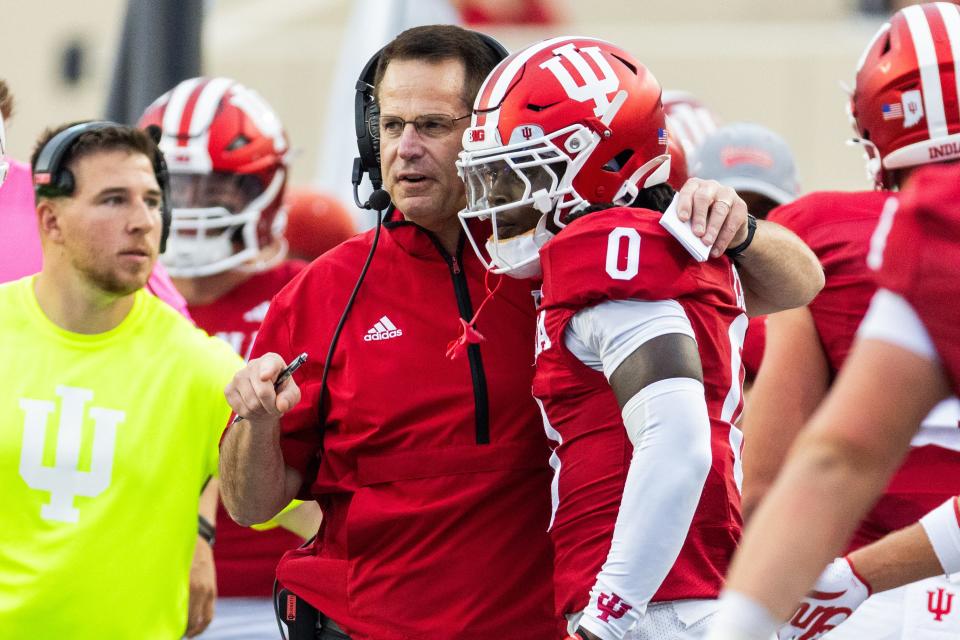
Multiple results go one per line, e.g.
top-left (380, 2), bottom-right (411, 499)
top-left (876, 163), bottom-right (960, 397)
top-left (189, 260), bottom-right (308, 597)
top-left (742, 316), bottom-right (766, 382)
top-left (768, 189), bottom-right (960, 550)
top-left (767, 191), bottom-right (889, 376)
top-left (534, 207), bottom-right (746, 618)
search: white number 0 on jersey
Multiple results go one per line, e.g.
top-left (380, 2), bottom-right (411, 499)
top-left (606, 227), bottom-right (641, 280)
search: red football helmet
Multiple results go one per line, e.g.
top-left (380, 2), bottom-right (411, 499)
top-left (458, 37), bottom-right (670, 275)
top-left (283, 188), bottom-right (357, 261)
top-left (662, 90), bottom-right (721, 167)
top-left (139, 77), bottom-right (290, 276)
top-left (851, 2), bottom-right (960, 188)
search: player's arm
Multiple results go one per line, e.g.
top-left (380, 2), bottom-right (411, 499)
top-left (774, 483), bottom-right (960, 640)
top-left (565, 299), bottom-right (711, 640)
top-left (251, 499), bottom-right (323, 540)
top-left (186, 477), bottom-right (219, 637)
top-left (706, 291), bottom-right (951, 640)
top-left (848, 496), bottom-right (960, 592)
top-left (740, 306), bottom-right (830, 521)
top-left (675, 178), bottom-right (824, 316)
top-left (220, 353), bottom-right (304, 526)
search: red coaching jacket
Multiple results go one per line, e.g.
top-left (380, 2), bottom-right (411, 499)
top-left (242, 212), bottom-right (561, 640)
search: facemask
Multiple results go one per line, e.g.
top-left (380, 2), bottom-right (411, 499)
top-left (485, 215), bottom-right (554, 279)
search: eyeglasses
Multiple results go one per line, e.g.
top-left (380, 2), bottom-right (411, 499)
top-left (377, 113), bottom-right (471, 139)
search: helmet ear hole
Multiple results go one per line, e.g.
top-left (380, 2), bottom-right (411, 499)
top-left (227, 135), bottom-right (250, 151)
top-left (881, 33), bottom-right (891, 56)
top-left (603, 149), bottom-right (635, 172)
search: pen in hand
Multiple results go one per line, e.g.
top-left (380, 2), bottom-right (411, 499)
top-left (230, 352), bottom-right (308, 425)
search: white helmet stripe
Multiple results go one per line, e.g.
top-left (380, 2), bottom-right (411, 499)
top-left (903, 5), bottom-right (948, 139)
top-left (161, 76), bottom-right (204, 137)
top-left (477, 36), bottom-right (612, 131)
top-left (937, 2), bottom-right (960, 128)
top-left (188, 77), bottom-right (235, 137)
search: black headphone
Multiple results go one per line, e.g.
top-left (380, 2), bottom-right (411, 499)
top-left (350, 31), bottom-right (510, 211)
top-left (33, 120), bottom-right (173, 253)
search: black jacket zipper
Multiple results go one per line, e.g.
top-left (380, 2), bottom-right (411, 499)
top-left (385, 219), bottom-right (491, 445)
top-left (446, 239), bottom-right (491, 445)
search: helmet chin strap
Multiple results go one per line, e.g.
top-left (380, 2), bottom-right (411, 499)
top-left (847, 137), bottom-right (883, 189)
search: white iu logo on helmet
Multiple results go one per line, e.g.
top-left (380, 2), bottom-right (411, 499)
top-left (19, 386), bottom-right (123, 523)
top-left (539, 43), bottom-right (620, 118)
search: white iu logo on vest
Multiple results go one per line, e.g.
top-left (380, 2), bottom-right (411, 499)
top-left (539, 43), bottom-right (620, 118)
top-left (19, 385), bottom-right (123, 523)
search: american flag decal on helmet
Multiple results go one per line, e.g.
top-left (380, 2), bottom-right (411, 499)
top-left (657, 128), bottom-right (669, 146)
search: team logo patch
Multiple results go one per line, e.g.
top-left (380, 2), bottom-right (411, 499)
top-left (882, 90), bottom-right (924, 128)
top-left (902, 90), bottom-right (924, 127)
top-left (508, 124), bottom-right (545, 144)
top-left (539, 43), bottom-right (620, 118)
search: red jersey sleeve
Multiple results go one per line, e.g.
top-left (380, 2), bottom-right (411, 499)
top-left (540, 207), bottom-right (700, 310)
top-left (875, 163), bottom-right (960, 395)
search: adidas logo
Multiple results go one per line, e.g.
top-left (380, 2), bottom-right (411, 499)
top-left (364, 315), bottom-right (403, 341)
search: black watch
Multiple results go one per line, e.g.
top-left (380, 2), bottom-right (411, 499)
top-left (198, 515), bottom-right (216, 547)
top-left (725, 213), bottom-right (758, 258)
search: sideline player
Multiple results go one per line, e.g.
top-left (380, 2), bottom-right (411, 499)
top-left (706, 4), bottom-right (960, 638)
top-left (140, 77), bottom-right (322, 638)
top-left (457, 36), bottom-right (821, 639)
top-left (0, 121), bottom-right (241, 638)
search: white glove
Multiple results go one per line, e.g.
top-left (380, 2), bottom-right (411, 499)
top-left (777, 557), bottom-right (870, 640)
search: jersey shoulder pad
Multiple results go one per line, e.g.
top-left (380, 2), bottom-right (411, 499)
top-left (540, 207), bottom-right (696, 310)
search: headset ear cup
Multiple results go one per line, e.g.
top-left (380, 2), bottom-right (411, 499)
top-left (368, 101), bottom-right (381, 167)
top-left (57, 168), bottom-right (75, 195)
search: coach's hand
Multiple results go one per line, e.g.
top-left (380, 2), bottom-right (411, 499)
top-left (185, 535), bottom-right (216, 637)
top-left (675, 177), bottom-right (749, 257)
top-left (225, 353), bottom-right (302, 427)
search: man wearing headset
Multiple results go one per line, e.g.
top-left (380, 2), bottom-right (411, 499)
top-left (0, 122), bottom-right (241, 639)
top-left (219, 25), bottom-right (822, 640)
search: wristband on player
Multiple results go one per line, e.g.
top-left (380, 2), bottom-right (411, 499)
top-left (198, 514), bottom-right (216, 547)
top-left (920, 496), bottom-right (960, 575)
top-left (725, 214), bottom-right (757, 258)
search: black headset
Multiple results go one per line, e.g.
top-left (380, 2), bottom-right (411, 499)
top-left (350, 31), bottom-right (510, 211)
top-left (33, 120), bottom-right (173, 253)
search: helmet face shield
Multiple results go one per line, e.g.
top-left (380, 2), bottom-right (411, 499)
top-left (169, 172), bottom-right (264, 213)
top-left (160, 168), bottom-right (285, 277)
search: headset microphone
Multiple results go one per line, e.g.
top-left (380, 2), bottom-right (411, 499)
top-left (350, 156), bottom-right (391, 212)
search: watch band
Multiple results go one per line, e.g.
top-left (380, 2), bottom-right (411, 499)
top-left (198, 514), bottom-right (216, 546)
top-left (725, 213), bottom-right (758, 257)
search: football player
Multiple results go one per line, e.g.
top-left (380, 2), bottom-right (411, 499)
top-left (140, 77), bottom-right (321, 639)
top-left (457, 37), bottom-right (820, 640)
top-left (705, 4), bottom-right (960, 639)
